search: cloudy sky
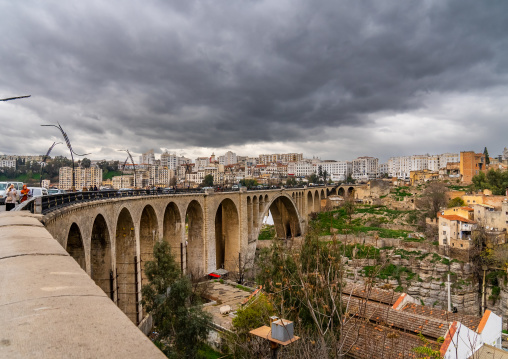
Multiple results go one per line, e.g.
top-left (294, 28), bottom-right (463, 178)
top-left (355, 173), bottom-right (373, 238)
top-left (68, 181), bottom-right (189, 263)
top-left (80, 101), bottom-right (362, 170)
top-left (1, 0), bottom-right (507, 163)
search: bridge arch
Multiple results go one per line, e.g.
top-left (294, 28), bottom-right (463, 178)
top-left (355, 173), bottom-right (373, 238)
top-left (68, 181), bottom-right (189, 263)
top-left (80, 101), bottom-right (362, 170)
top-left (90, 214), bottom-right (112, 298)
top-left (66, 223), bottom-right (86, 272)
top-left (348, 186), bottom-right (355, 197)
top-left (115, 207), bottom-right (137, 324)
top-left (185, 200), bottom-right (205, 277)
top-left (307, 191), bottom-right (313, 215)
top-left (314, 190), bottom-right (320, 212)
top-left (261, 194), bottom-right (301, 240)
top-left (338, 187), bottom-right (345, 197)
top-left (214, 198), bottom-right (240, 271)
top-left (163, 202), bottom-right (182, 268)
top-left (139, 205), bottom-right (158, 302)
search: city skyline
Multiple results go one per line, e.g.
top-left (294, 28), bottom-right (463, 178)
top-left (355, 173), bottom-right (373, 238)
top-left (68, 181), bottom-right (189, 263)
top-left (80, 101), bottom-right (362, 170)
top-left (1, 1), bottom-right (507, 162)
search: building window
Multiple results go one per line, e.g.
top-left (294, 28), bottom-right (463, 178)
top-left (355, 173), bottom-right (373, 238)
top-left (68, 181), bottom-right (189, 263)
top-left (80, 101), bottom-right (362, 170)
top-left (443, 231), bottom-right (446, 235)
top-left (460, 244), bottom-right (463, 247)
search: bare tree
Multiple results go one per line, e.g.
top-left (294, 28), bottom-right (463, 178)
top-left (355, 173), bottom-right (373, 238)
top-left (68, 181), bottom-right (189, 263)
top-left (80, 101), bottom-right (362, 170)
top-left (416, 181), bottom-right (447, 219)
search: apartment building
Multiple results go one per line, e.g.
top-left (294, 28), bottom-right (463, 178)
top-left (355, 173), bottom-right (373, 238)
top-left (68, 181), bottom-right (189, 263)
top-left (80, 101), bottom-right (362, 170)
top-left (460, 151), bottom-right (486, 183)
top-left (352, 156), bottom-right (378, 181)
top-left (112, 175), bottom-right (134, 189)
top-left (59, 166), bottom-right (103, 190)
top-left (139, 149), bottom-right (155, 165)
top-left (389, 153), bottom-right (460, 179)
top-left (258, 153), bottom-right (303, 165)
top-left (0, 159), bottom-right (16, 168)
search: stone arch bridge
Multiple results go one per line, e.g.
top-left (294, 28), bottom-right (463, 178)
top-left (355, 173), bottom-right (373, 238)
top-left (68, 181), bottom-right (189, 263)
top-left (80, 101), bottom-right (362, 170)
top-left (38, 186), bottom-right (329, 324)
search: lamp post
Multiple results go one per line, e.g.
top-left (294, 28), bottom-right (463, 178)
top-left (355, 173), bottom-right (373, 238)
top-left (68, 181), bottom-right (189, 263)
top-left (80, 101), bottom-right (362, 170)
top-left (41, 123), bottom-right (90, 191)
top-left (39, 142), bottom-right (62, 187)
top-left (0, 95), bottom-right (31, 102)
top-left (118, 149), bottom-right (137, 188)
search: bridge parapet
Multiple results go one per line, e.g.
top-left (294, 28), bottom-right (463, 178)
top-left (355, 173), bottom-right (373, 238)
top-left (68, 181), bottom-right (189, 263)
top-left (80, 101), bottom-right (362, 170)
top-left (0, 211), bottom-right (165, 358)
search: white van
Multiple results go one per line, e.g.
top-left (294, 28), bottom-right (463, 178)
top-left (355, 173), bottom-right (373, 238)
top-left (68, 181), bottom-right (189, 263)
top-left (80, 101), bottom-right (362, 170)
top-left (0, 181), bottom-right (24, 204)
top-left (28, 187), bottom-right (48, 198)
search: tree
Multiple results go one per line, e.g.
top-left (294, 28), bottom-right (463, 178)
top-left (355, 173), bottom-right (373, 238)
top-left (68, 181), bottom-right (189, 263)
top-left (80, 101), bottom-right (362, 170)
top-left (416, 181), bottom-right (447, 219)
top-left (142, 241), bottom-right (212, 358)
top-left (448, 197), bottom-right (465, 208)
top-left (202, 174), bottom-right (214, 187)
top-left (322, 170), bottom-right (329, 184)
top-left (484, 147), bottom-right (490, 165)
top-left (239, 179), bottom-right (258, 188)
top-left (81, 157), bottom-right (91, 168)
top-left (317, 165), bottom-right (323, 182)
top-left (472, 169), bottom-right (508, 195)
top-left (308, 173), bottom-right (319, 184)
top-left (346, 174), bottom-right (355, 184)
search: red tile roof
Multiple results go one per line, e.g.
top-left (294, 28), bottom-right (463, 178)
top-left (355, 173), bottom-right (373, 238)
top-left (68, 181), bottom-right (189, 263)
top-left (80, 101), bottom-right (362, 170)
top-left (438, 214), bottom-right (476, 224)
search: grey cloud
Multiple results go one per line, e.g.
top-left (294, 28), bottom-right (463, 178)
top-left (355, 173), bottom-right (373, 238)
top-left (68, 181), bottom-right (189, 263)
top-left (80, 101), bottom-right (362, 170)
top-left (1, 0), bottom-right (508, 158)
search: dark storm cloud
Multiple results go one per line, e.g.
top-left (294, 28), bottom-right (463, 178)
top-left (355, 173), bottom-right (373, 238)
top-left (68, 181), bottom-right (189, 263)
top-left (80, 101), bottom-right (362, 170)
top-left (1, 0), bottom-right (508, 157)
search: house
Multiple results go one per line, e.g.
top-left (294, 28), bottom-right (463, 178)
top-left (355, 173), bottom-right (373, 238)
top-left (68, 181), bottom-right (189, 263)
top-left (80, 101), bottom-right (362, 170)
top-left (438, 213), bottom-right (476, 249)
top-left (341, 283), bottom-right (502, 359)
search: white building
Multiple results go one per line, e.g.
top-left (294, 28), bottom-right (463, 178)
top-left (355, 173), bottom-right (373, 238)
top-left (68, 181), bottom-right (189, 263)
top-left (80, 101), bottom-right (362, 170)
top-left (139, 149), bottom-right (155, 165)
top-left (315, 160), bottom-right (351, 182)
top-left (352, 157), bottom-right (378, 181)
top-left (389, 153), bottom-right (460, 179)
top-left (0, 159), bottom-right (16, 168)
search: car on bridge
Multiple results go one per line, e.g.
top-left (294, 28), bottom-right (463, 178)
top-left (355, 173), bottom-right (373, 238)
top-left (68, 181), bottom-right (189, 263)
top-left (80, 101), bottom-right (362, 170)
top-left (28, 187), bottom-right (49, 198)
top-left (48, 188), bottom-right (67, 195)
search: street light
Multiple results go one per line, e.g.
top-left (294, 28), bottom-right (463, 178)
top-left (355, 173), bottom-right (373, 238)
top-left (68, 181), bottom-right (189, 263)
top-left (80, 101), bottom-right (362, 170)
top-left (0, 95), bottom-right (31, 101)
top-left (39, 142), bottom-right (62, 187)
top-left (118, 149), bottom-right (137, 188)
top-left (41, 122), bottom-right (90, 191)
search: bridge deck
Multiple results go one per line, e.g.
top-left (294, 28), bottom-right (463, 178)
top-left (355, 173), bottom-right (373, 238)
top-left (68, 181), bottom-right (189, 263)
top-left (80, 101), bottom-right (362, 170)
top-left (0, 211), bottom-right (165, 358)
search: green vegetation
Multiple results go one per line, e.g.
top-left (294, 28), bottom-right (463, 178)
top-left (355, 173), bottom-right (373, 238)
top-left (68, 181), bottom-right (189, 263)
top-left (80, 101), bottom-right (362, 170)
top-left (103, 170), bottom-right (122, 180)
top-left (196, 344), bottom-right (222, 359)
top-left (313, 205), bottom-right (415, 239)
top-left (448, 197), bottom-right (465, 208)
top-left (363, 264), bottom-right (417, 284)
top-left (142, 241), bottom-right (212, 358)
top-left (258, 225), bottom-right (276, 240)
top-left (472, 169), bottom-right (508, 195)
top-left (239, 179), bottom-right (258, 188)
top-left (392, 186), bottom-right (413, 201)
top-left (236, 284), bottom-right (253, 292)
top-left (202, 174), bottom-right (214, 187)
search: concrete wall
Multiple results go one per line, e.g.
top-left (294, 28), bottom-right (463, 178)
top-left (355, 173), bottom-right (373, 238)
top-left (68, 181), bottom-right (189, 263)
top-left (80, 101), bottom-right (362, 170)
top-left (0, 211), bottom-right (165, 358)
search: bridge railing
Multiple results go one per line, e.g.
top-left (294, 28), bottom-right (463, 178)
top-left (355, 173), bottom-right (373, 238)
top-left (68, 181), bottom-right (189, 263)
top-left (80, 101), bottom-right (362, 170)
top-left (14, 188), bottom-right (203, 215)
top-left (14, 185), bottom-right (327, 215)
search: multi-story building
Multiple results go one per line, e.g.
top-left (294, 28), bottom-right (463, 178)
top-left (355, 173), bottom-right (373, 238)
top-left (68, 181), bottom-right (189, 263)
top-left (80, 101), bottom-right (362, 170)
top-left (59, 166), bottom-right (103, 190)
top-left (460, 151), bottom-right (486, 183)
top-left (139, 149), bottom-right (155, 165)
top-left (195, 157), bottom-right (210, 170)
top-left (287, 160), bottom-right (314, 177)
top-left (317, 160), bottom-right (351, 182)
top-left (112, 175), bottom-right (134, 189)
top-left (389, 153), bottom-right (460, 179)
top-left (352, 157), bottom-right (378, 181)
top-left (0, 159), bottom-right (16, 168)
top-left (378, 163), bottom-right (389, 177)
top-left (258, 153), bottom-right (303, 165)
top-left (224, 151), bottom-right (237, 166)
top-left (160, 152), bottom-right (189, 170)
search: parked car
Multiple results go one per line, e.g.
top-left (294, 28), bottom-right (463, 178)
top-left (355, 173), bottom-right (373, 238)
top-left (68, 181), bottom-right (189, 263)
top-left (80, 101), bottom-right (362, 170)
top-left (231, 185), bottom-right (239, 190)
top-left (161, 187), bottom-right (175, 194)
top-left (28, 187), bottom-right (49, 198)
top-left (48, 188), bottom-right (66, 195)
